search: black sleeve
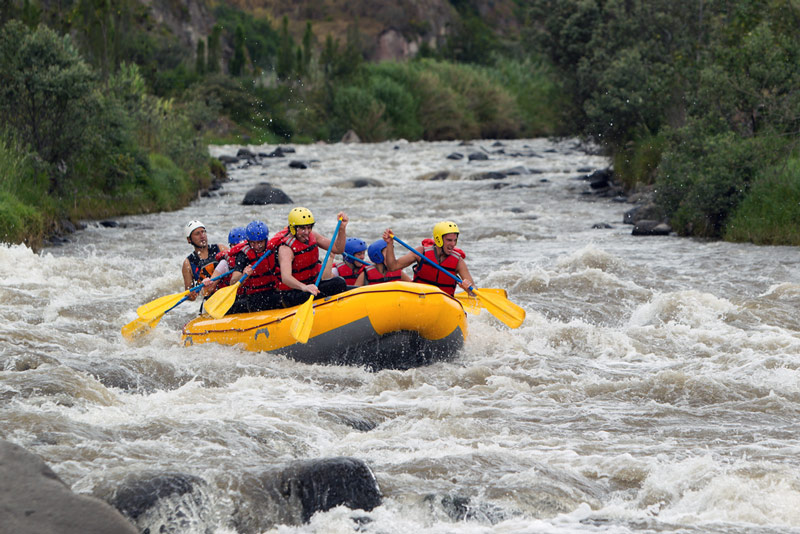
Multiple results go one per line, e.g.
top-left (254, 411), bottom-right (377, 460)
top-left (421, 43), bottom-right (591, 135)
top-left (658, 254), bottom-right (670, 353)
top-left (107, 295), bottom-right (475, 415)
top-left (234, 251), bottom-right (248, 272)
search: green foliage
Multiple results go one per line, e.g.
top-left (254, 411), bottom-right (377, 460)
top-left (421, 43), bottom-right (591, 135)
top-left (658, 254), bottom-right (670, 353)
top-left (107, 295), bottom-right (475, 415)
top-left (332, 86), bottom-right (389, 142)
top-left (724, 155), bottom-right (800, 245)
top-left (213, 4), bottom-right (279, 73)
top-left (612, 134), bottom-right (664, 189)
top-left (207, 24), bottom-right (221, 74)
top-left (0, 132), bottom-right (49, 244)
top-left (0, 21), bottom-right (98, 193)
top-left (276, 16), bottom-right (295, 79)
top-left (230, 25), bottom-right (246, 76)
top-left (195, 40), bottom-right (205, 75)
top-left (655, 128), bottom-right (782, 237)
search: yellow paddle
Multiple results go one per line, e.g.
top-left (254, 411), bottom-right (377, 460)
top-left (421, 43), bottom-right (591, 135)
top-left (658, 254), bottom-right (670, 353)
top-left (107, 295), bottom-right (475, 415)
top-left (454, 288), bottom-right (508, 315)
top-left (136, 271), bottom-right (230, 320)
top-left (204, 250), bottom-right (273, 319)
top-left (290, 218), bottom-right (343, 343)
top-left (122, 291), bottom-right (195, 340)
top-left (391, 234), bottom-right (526, 328)
top-left (121, 315), bottom-right (163, 340)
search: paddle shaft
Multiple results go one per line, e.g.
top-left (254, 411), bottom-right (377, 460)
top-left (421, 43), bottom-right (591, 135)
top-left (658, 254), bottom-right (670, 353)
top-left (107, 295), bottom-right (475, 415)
top-left (315, 219), bottom-right (342, 287)
top-left (343, 252), bottom-right (371, 266)
top-left (390, 234), bottom-right (471, 290)
top-left (235, 249), bottom-right (273, 285)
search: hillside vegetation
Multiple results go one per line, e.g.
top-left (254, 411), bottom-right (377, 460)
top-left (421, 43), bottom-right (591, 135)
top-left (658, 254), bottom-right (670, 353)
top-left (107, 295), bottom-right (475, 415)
top-left (1, 0), bottom-right (798, 246)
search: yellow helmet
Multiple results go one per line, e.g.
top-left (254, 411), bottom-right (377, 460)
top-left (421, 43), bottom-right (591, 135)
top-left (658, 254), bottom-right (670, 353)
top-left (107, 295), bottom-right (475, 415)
top-left (288, 207), bottom-right (315, 235)
top-left (433, 221), bottom-right (459, 247)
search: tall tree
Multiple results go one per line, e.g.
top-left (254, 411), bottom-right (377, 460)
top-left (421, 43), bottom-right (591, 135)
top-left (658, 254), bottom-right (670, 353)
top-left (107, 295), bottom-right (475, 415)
top-left (301, 21), bottom-right (313, 75)
top-left (230, 24), bottom-right (246, 76)
top-left (196, 39), bottom-right (206, 76)
top-left (207, 24), bottom-right (222, 74)
top-left (276, 15), bottom-right (294, 79)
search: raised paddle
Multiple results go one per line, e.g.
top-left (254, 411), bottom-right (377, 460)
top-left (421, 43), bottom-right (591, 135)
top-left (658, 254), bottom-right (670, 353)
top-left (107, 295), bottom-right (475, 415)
top-left (204, 249), bottom-right (273, 319)
top-left (137, 271), bottom-right (232, 320)
top-left (343, 251), bottom-right (370, 265)
top-left (122, 294), bottom-right (191, 340)
top-left (390, 234), bottom-right (526, 328)
top-left (290, 218), bottom-right (343, 343)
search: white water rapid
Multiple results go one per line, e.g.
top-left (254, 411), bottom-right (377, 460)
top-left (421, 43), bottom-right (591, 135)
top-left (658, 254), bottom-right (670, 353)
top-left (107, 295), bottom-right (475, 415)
top-left (2, 138), bottom-right (800, 534)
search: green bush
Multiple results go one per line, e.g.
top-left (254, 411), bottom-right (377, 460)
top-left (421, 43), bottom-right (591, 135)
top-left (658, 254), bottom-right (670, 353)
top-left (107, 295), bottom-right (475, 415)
top-left (613, 134), bottom-right (665, 189)
top-left (655, 128), bottom-right (783, 237)
top-left (367, 73), bottom-right (422, 140)
top-left (332, 86), bottom-right (389, 142)
top-left (724, 156), bottom-right (800, 245)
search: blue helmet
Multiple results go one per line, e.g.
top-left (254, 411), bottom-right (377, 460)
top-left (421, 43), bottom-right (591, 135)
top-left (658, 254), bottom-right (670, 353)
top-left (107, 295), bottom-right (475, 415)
top-left (246, 220), bottom-right (269, 242)
top-left (228, 226), bottom-right (247, 245)
top-left (368, 240), bottom-right (387, 264)
top-left (345, 237), bottom-right (367, 256)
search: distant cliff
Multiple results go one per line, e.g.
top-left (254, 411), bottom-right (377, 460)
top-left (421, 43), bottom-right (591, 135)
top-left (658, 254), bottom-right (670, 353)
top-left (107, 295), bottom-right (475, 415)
top-left (139, 0), bottom-right (519, 62)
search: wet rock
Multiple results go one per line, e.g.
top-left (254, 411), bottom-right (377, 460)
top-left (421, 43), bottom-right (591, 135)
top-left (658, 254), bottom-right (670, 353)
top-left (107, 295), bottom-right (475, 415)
top-left (218, 155), bottom-right (239, 165)
top-left (468, 171), bottom-right (506, 180)
top-left (632, 220), bottom-right (672, 236)
top-left (100, 220), bottom-right (119, 228)
top-left (333, 178), bottom-right (384, 188)
top-left (236, 148), bottom-right (257, 160)
top-left (623, 203), bottom-right (666, 225)
top-left (592, 223), bottom-right (613, 229)
top-left (0, 440), bottom-right (138, 534)
top-left (500, 166), bottom-right (529, 176)
top-left (417, 170), bottom-right (459, 181)
top-left (288, 160), bottom-right (309, 169)
top-left (426, 494), bottom-right (511, 525)
top-left (104, 472), bottom-right (211, 533)
top-left (242, 183), bottom-right (293, 205)
top-left (341, 130), bottom-right (361, 144)
top-left (446, 152), bottom-right (464, 160)
top-left (234, 457), bottom-right (381, 532)
top-left (262, 147), bottom-right (287, 158)
top-left (468, 152), bottom-right (488, 161)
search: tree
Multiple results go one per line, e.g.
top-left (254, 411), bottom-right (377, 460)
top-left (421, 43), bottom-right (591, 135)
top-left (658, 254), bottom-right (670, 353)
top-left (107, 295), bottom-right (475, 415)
top-left (301, 21), bottom-right (313, 75)
top-left (195, 39), bottom-right (206, 76)
top-left (207, 24), bottom-right (222, 74)
top-left (276, 16), bottom-right (294, 79)
top-left (230, 24), bottom-right (246, 76)
top-left (0, 22), bottom-right (98, 193)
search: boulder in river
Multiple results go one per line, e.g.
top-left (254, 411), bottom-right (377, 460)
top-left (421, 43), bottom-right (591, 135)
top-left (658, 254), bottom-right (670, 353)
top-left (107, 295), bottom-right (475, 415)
top-left (233, 457), bottom-right (382, 532)
top-left (0, 440), bottom-right (138, 534)
top-left (242, 183), bottom-right (293, 205)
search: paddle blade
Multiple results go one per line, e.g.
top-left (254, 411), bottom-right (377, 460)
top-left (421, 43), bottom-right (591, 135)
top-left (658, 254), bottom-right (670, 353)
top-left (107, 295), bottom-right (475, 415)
top-left (204, 283), bottom-right (240, 319)
top-left (121, 315), bottom-right (162, 340)
top-left (137, 290), bottom-right (190, 320)
top-left (453, 293), bottom-right (481, 315)
top-left (290, 295), bottom-right (315, 343)
top-left (473, 288), bottom-right (526, 329)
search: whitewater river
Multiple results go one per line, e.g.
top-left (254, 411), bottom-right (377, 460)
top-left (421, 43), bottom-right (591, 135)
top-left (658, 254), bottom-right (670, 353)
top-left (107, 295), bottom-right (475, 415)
top-left (2, 138), bottom-right (800, 534)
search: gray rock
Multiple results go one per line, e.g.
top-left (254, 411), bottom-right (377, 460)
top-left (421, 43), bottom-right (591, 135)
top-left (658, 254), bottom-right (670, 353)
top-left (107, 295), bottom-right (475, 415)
top-left (468, 152), bottom-right (489, 161)
top-left (289, 160), bottom-right (309, 169)
top-left (632, 220), bottom-right (672, 236)
top-left (234, 457), bottom-right (382, 533)
top-left (446, 152), bottom-right (464, 160)
top-left (333, 178), bottom-right (384, 188)
top-left (0, 440), bottom-right (138, 534)
top-left (416, 170), bottom-right (459, 181)
top-left (341, 130), bottom-right (361, 144)
top-left (242, 183), bottom-right (293, 205)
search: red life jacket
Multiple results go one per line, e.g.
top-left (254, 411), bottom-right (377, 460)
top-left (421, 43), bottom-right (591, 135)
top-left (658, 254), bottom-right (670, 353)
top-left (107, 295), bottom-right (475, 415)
top-left (269, 227), bottom-right (321, 291)
top-left (335, 260), bottom-right (364, 285)
top-left (213, 242), bottom-right (248, 289)
top-left (239, 244), bottom-right (278, 295)
top-left (412, 238), bottom-right (465, 296)
top-left (364, 265), bottom-right (403, 285)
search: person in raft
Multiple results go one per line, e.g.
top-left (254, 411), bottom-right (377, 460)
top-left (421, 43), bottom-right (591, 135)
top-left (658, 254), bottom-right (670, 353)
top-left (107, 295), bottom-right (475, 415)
top-left (334, 237), bottom-right (368, 286)
top-left (200, 226), bottom-right (247, 298)
top-left (269, 207), bottom-right (349, 308)
top-left (355, 239), bottom-right (412, 286)
top-left (224, 220), bottom-right (281, 314)
top-left (181, 220), bottom-right (228, 302)
top-left (380, 221), bottom-right (474, 296)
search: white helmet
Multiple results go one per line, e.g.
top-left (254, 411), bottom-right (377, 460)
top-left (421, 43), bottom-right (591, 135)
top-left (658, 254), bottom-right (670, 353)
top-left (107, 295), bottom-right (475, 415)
top-left (185, 220), bottom-right (205, 238)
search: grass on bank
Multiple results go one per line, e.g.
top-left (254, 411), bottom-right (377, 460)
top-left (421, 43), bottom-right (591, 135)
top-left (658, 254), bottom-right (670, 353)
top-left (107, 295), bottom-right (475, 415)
top-left (724, 156), bottom-right (800, 246)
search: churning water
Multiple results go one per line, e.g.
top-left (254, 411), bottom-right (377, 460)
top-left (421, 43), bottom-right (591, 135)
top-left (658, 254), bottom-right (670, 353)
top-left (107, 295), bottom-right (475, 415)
top-left (2, 138), bottom-right (800, 533)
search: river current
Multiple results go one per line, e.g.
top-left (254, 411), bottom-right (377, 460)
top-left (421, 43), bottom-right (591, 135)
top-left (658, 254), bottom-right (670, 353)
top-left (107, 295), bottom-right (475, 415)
top-left (2, 138), bottom-right (800, 534)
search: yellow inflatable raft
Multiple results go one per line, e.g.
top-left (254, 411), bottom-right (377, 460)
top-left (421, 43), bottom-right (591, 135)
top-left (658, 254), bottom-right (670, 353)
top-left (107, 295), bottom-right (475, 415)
top-left (182, 281), bottom-right (468, 370)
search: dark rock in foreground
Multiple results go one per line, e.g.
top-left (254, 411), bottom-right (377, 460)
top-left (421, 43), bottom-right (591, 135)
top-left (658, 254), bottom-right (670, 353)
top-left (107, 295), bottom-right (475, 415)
top-left (234, 457), bottom-right (382, 533)
top-left (0, 440), bottom-right (138, 534)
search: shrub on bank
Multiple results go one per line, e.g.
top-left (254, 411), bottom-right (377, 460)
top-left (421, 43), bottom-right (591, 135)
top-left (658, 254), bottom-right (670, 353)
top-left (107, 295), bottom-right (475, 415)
top-left (724, 156), bottom-right (800, 246)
